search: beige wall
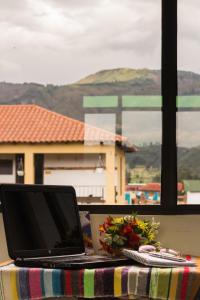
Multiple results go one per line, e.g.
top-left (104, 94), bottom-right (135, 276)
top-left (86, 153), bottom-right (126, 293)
top-left (0, 215), bottom-right (10, 261)
top-left (91, 214), bottom-right (200, 257)
top-left (1, 213), bottom-right (200, 262)
top-left (0, 143), bottom-right (125, 204)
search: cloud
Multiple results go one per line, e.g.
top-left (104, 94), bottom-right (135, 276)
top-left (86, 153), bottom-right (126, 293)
top-left (1, 0), bottom-right (198, 84)
top-left (0, 0), bottom-right (27, 11)
top-left (178, 0), bottom-right (200, 73)
top-left (47, 0), bottom-right (100, 9)
top-left (0, 0), bottom-right (162, 83)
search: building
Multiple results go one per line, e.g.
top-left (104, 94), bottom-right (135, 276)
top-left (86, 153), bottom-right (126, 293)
top-left (126, 182), bottom-right (184, 204)
top-left (0, 105), bottom-right (135, 204)
top-left (182, 180), bottom-right (200, 204)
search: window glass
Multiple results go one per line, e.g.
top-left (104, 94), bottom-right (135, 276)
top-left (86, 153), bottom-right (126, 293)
top-left (0, 160), bottom-right (13, 175)
top-left (1, 0), bottom-right (161, 205)
top-left (81, 1), bottom-right (161, 205)
top-left (177, 0), bottom-right (200, 204)
top-left (122, 109), bottom-right (162, 205)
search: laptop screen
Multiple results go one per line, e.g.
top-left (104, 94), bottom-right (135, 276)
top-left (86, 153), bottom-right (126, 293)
top-left (1, 185), bottom-right (85, 259)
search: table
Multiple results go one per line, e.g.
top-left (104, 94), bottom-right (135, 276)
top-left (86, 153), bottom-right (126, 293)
top-left (1, 258), bottom-right (200, 300)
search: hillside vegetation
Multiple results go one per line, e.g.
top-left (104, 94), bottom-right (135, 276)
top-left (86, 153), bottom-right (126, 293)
top-left (1, 68), bottom-right (200, 121)
top-left (77, 68), bottom-right (160, 84)
top-left (1, 68), bottom-right (200, 181)
top-left (127, 144), bottom-right (200, 182)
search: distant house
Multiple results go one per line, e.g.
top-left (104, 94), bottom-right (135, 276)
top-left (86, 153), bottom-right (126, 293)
top-left (126, 183), bottom-right (160, 204)
top-left (126, 182), bottom-right (184, 204)
top-left (182, 180), bottom-right (200, 204)
top-left (0, 105), bottom-right (135, 204)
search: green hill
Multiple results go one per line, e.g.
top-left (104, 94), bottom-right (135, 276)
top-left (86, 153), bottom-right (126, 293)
top-left (0, 68), bottom-right (162, 121)
top-left (126, 144), bottom-right (200, 182)
top-left (1, 68), bottom-right (200, 180)
top-left (178, 147), bottom-right (200, 180)
top-left (127, 144), bottom-right (161, 169)
top-left (1, 68), bottom-right (200, 122)
top-left (77, 68), bottom-right (160, 84)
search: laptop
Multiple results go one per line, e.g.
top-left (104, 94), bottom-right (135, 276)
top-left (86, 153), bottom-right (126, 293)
top-left (0, 184), bottom-right (133, 269)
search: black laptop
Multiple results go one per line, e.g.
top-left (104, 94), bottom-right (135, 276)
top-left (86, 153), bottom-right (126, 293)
top-left (0, 184), bottom-right (133, 269)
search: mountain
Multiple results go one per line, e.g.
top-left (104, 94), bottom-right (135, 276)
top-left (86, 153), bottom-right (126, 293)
top-left (1, 68), bottom-right (200, 122)
top-left (0, 68), bottom-right (162, 121)
top-left (1, 68), bottom-right (200, 180)
top-left (178, 147), bottom-right (200, 180)
top-left (127, 144), bottom-right (161, 169)
top-left (126, 143), bottom-right (200, 182)
top-left (77, 68), bottom-right (160, 84)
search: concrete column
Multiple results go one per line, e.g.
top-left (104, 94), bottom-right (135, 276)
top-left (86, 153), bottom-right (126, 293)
top-left (24, 152), bottom-right (35, 184)
top-left (116, 152), bottom-right (126, 204)
top-left (105, 148), bottom-right (115, 204)
top-left (121, 154), bottom-right (126, 203)
top-left (116, 154), bottom-right (121, 203)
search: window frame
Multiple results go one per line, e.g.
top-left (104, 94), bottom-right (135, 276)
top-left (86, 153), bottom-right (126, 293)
top-left (79, 0), bottom-right (200, 214)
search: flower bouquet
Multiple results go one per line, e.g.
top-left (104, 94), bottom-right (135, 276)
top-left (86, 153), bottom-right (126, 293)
top-left (99, 213), bottom-right (160, 255)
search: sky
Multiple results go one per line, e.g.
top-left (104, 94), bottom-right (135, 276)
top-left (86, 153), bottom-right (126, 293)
top-left (1, 0), bottom-right (200, 147)
top-left (0, 0), bottom-right (161, 84)
top-left (0, 0), bottom-right (198, 85)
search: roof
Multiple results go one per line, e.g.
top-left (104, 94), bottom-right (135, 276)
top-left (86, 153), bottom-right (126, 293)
top-left (127, 182), bottom-right (184, 193)
top-left (127, 183), bottom-right (161, 192)
top-left (0, 105), bottom-right (133, 145)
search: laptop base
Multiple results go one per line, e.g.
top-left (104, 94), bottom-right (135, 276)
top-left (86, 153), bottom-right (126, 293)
top-left (15, 255), bottom-right (135, 269)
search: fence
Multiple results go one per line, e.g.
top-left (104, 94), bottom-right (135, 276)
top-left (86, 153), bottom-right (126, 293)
top-left (74, 185), bottom-right (104, 199)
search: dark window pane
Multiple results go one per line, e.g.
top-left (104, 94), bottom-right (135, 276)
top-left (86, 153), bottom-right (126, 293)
top-left (0, 160), bottom-right (13, 175)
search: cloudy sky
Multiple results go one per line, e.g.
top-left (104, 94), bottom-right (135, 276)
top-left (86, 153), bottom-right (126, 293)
top-left (0, 0), bottom-right (198, 85)
top-left (1, 0), bottom-right (200, 147)
top-left (0, 0), bottom-right (162, 84)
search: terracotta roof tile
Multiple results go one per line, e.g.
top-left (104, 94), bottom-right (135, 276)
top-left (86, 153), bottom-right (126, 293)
top-left (127, 183), bottom-right (183, 192)
top-left (0, 104), bottom-right (127, 144)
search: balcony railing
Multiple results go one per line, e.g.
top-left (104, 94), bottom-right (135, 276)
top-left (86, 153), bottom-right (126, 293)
top-left (74, 185), bottom-right (105, 204)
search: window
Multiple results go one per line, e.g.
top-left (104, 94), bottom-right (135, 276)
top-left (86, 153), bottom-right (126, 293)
top-left (0, 160), bottom-right (13, 175)
top-left (177, 0), bottom-right (200, 205)
top-left (80, 1), bottom-right (161, 206)
top-left (2, 0), bottom-right (200, 214)
top-left (122, 99), bottom-right (162, 205)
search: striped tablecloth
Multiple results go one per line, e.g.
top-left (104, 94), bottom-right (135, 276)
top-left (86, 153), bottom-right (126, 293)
top-left (1, 258), bottom-right (200, 300)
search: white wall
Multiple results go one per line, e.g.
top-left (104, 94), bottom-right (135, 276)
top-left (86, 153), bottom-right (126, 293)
top-left (44, 154), bottom-right (118, 198)
top-left (44, 169), bottom-right (105, 186)
top-left (44, 170), bottom-right (106, 197)
top-left (187, 192), bottom-right (200, 204)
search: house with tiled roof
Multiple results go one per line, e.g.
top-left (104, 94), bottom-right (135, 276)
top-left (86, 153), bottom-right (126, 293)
top-left (0, 105), bottom-right (135, 204)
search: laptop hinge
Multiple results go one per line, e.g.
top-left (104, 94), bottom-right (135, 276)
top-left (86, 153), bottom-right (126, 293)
top-left (16, 257), bottom-right (23, 261)
top-left (16, 252), bottom-right (86, 261)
